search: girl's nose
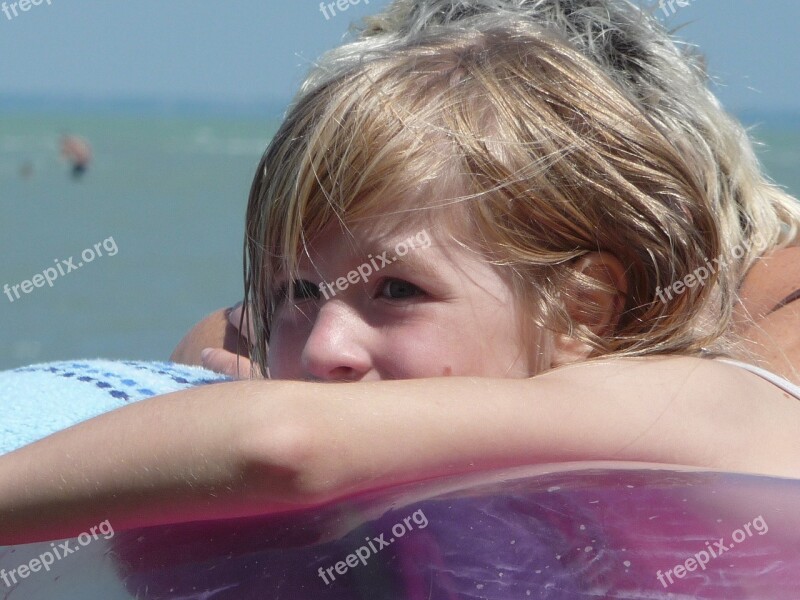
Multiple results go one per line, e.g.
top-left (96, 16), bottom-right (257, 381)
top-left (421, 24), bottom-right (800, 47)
top-left (300, 302), bottom-right (372, 381)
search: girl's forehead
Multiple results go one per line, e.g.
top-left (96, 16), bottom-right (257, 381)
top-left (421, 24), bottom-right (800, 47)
top-left (302, 221), bottom-right (433, 258)
top-left (283, 213), bottom-right (482, 276)
top-left (308, 175), bottom-right (471, 245)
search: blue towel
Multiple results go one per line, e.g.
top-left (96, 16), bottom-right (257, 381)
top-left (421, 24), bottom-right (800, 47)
top-left (0, 360), bottom-right (229, 456)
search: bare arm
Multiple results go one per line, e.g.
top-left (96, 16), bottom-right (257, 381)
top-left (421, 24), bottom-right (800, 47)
top-left (2, 356), bottom-right (798, 544)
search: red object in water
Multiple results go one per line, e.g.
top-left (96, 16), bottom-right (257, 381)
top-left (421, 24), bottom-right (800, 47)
top-left (60, 135), bottom-right (92, 178)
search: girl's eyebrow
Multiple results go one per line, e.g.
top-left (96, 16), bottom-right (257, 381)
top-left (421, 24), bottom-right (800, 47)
top-left (383, 251), bottom-right (440, 280)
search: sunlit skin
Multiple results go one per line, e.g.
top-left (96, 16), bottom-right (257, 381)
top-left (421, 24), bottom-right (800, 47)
top-left (5, 231), bottom-right (800, 543)
top-left (176, 247), bottom-right (800, 385)
top-left (268, 223), bottom-right (532, 381)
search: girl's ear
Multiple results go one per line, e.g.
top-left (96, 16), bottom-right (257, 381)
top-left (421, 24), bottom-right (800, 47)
top-left (551, 252), bottom-right (629, 367)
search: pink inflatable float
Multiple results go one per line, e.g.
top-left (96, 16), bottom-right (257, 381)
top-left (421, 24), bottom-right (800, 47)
top-left (2, 463), bottom-right (799, 599)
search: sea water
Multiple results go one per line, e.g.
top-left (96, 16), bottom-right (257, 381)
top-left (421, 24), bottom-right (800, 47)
top-left (0, 112), bottom-right (279, 369)
top-left (0, 112), bottom-right (798, 370)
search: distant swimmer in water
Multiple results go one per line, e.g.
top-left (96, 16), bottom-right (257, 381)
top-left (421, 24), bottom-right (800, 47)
top-left (60, 134), bottom-right (92, 179)
top-left (18, 161), bottom-right (33, 179)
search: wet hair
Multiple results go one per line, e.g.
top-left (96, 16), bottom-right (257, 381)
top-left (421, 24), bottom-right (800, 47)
top-left (244, 20), bottom-right (738, 375)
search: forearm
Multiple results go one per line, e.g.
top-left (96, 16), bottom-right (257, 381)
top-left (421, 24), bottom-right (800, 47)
top-left (0, 373), bottom-right (630, 544)
top-left (2, 357), bottom-right (789, 544)
top-left (1, 378), bottom-right (538, 544)
top-left (305, 357), bottom-right (800, 492)
top-left (0, 380), bottom-right (301, 544)
top-left (307, 361), bottom-right (706, 495)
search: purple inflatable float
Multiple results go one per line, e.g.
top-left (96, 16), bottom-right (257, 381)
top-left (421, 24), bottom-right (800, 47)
top-left (2, 462), bottom-right (799, 599)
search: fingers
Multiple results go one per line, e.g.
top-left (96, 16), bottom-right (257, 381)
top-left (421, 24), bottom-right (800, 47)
top-left (201, 348), bottom-right (263, 380)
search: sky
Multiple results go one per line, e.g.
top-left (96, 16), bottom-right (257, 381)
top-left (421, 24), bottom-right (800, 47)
top-left (1, 0), bottom-right (799, 115)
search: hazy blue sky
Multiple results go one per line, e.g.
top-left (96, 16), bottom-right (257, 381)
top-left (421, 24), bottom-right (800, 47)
top-left (1, 0), bottom-right (799, 113)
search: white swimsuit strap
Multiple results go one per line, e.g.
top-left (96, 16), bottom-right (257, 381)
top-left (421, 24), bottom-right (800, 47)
top-left (715, 358), bottom-right (800, 400)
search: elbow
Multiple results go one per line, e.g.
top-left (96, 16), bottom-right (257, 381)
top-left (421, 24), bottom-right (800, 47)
top-left (238, 412), bottom-right (340, 508)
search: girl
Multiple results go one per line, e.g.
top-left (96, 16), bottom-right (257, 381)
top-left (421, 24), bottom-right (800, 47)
top-left (3, 16), bottom-right (800, 546)
top-left (185, 0), bottom-right (800, 383)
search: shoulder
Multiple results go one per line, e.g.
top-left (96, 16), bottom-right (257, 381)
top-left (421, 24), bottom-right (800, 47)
top-left (542, 355), bottom-right (758, 389)
top-left (540, 356), bottom-right (795, 440)
top-left (538, 356), bottom-right (800, 477)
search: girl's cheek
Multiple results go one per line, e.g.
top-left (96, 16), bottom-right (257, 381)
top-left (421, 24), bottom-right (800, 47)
top-left (380, 323), bottom-right (510, 378)
top-left (267, 321), bottom-right (311, 380)
top-left (375, 330), bottom-right (459, 379)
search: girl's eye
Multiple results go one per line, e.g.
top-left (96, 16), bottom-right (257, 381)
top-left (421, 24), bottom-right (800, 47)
top-left (276, 280), bottom-right (320, 304)
top-left (378, 278), bottom-right (423, 300)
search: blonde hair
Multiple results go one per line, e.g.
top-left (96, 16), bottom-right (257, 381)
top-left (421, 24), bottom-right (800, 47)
top-left (306, 0), bottom-right (800, 281)
top-left (244, 22), bottom-right (740, 374)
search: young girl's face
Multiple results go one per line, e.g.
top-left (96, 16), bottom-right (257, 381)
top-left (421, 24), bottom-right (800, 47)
top-left (267, 223), bottom-right (533, 381)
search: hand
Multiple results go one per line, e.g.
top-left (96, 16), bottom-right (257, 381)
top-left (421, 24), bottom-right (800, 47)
top-left (171, 304), bottom-right (263, 379)
top-left (200, 303), bottom-right (264, 378)
top-left (201, 347), bottom-right (262, 379)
